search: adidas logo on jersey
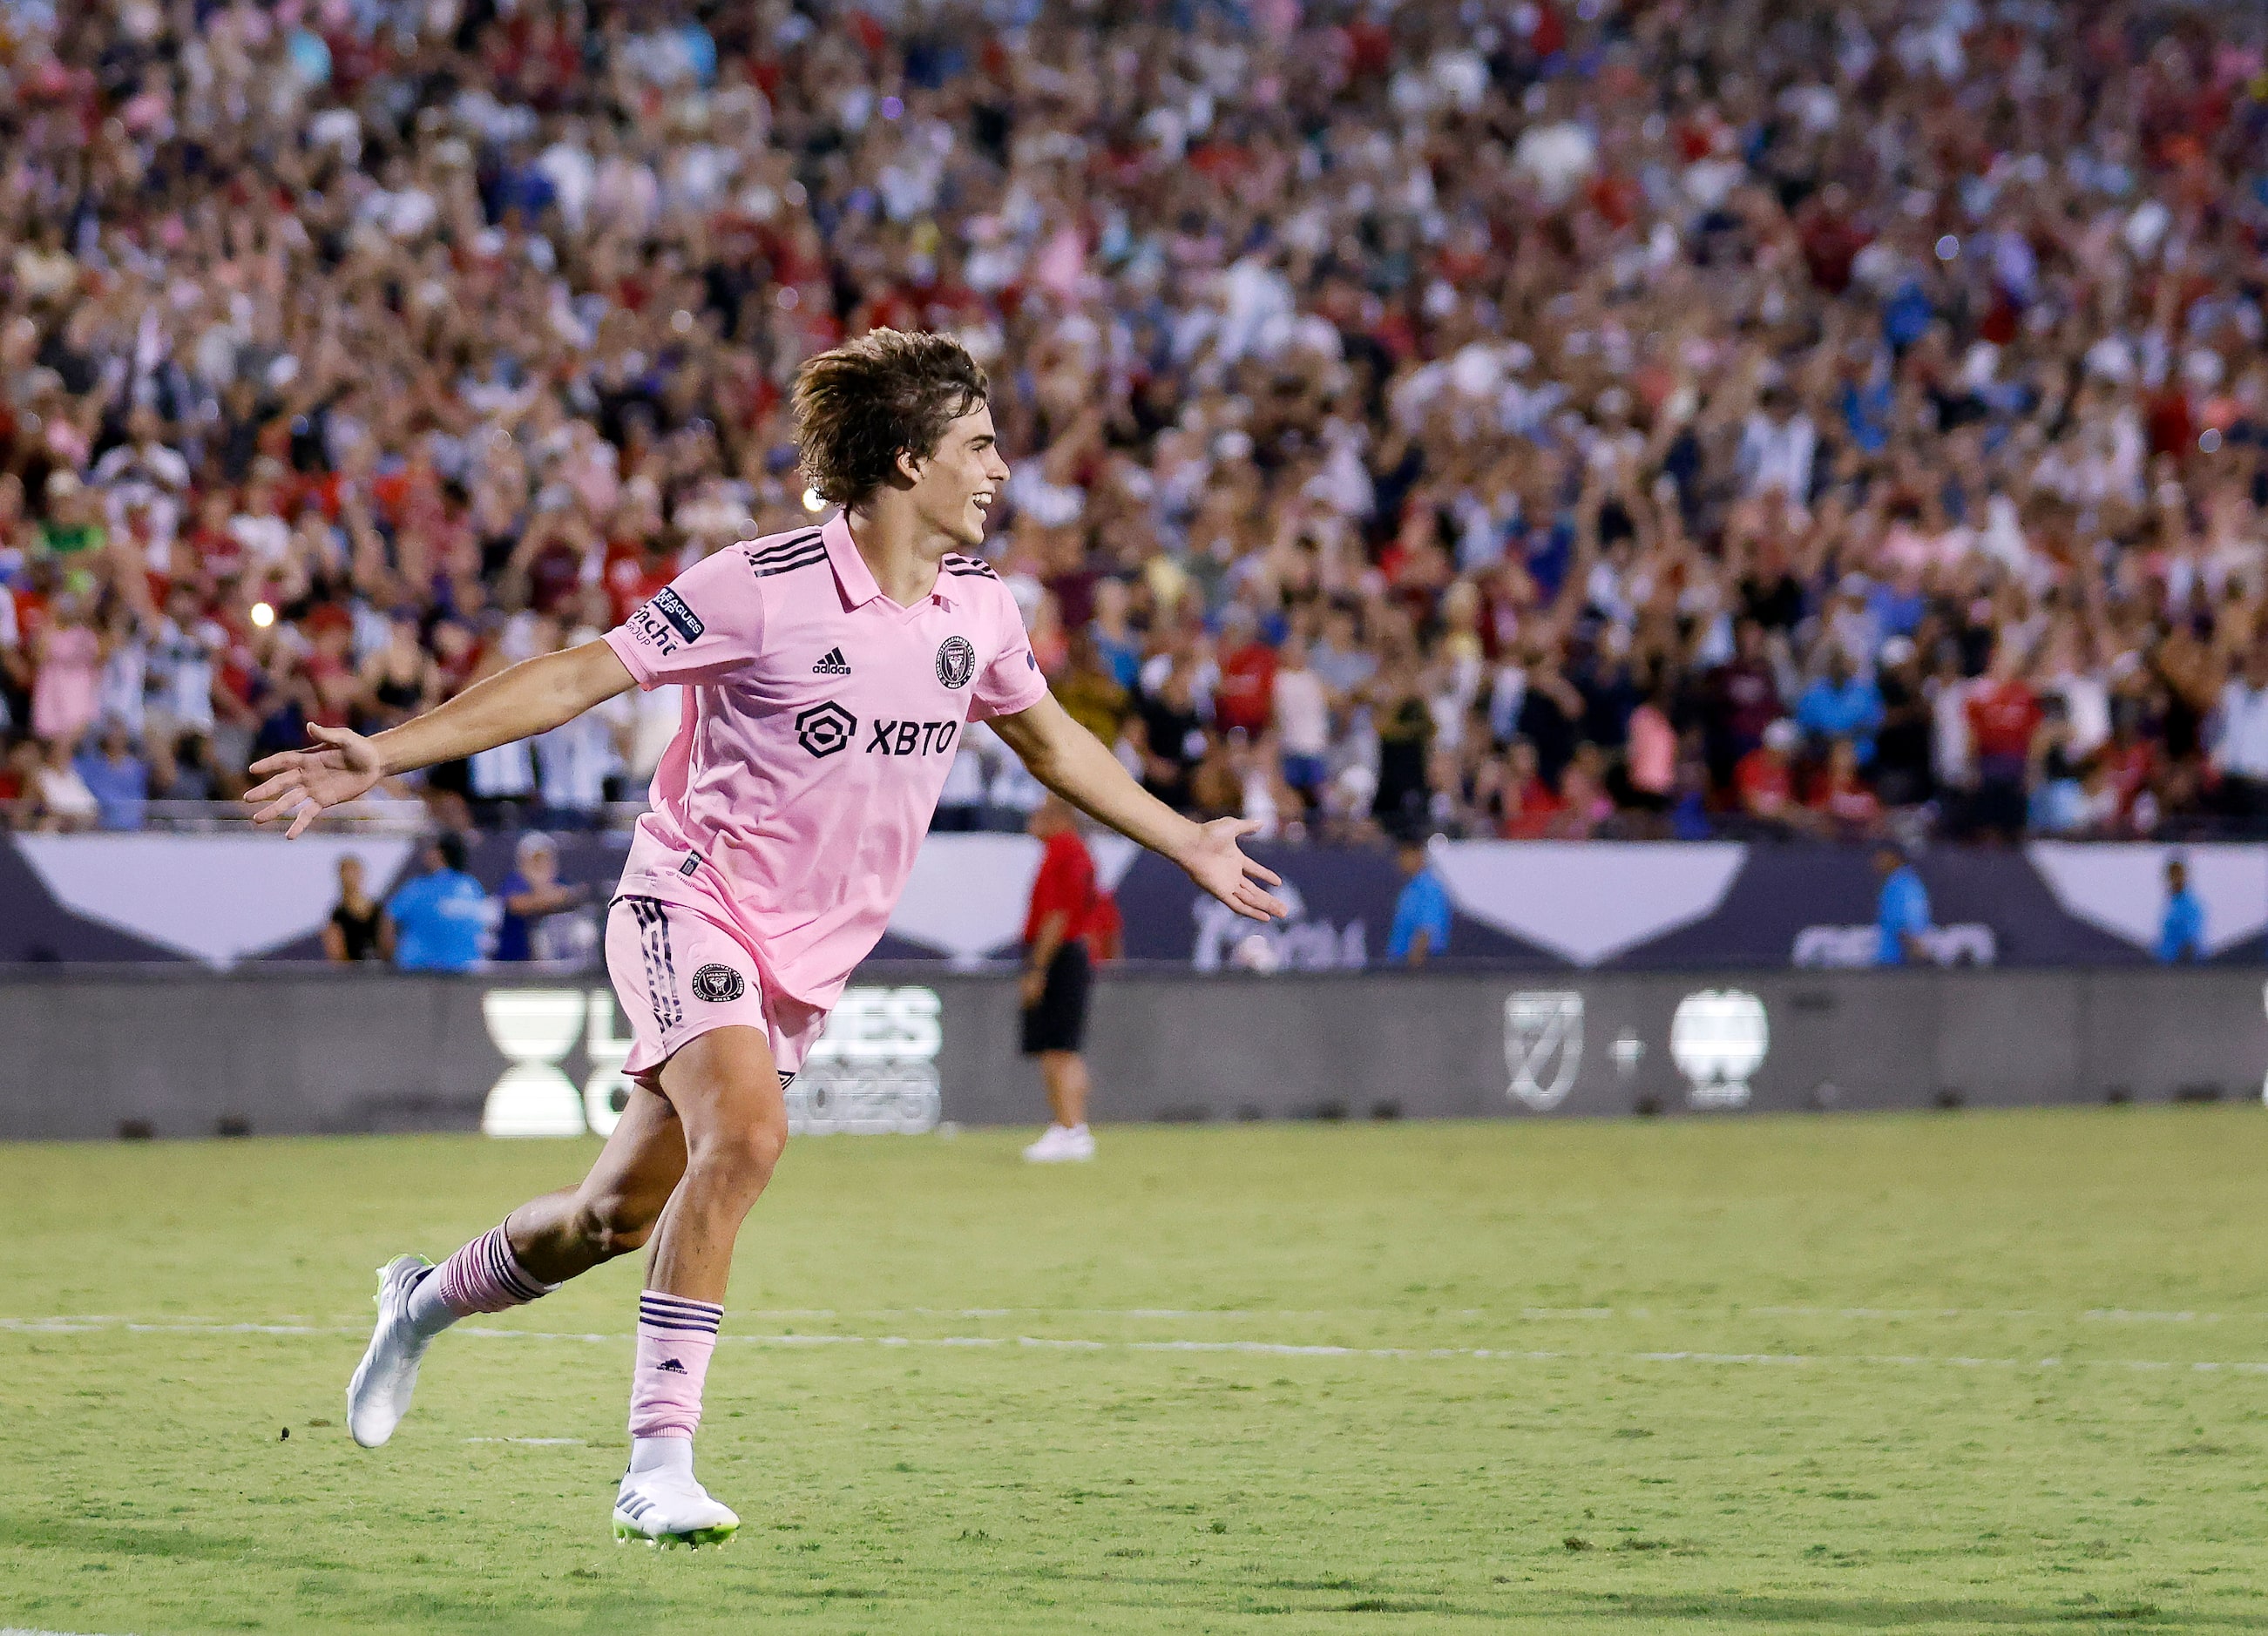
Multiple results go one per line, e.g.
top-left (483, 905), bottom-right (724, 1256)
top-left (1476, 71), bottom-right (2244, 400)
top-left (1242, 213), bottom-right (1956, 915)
top-left (812, 647), bottom-right (851, 675)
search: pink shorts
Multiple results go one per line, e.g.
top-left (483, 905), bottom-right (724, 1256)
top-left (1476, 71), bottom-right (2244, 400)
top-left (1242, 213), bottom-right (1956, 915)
top-left (606, 895), bottom-right (823, 1081)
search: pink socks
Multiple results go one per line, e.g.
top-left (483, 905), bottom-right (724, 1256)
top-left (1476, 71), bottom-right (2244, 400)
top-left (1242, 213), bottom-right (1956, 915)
top-left (629, 1291), bottom-right (723, 1441)
top-left (409, 1223), bottom-right (555, 1336)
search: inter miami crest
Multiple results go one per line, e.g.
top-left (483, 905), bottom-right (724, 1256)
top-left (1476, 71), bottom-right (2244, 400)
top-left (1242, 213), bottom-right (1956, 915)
top-left (691, 963), bottom-right (745, 1004)
top-left (795, 700), bottom-right (856, 757)
top-left (935, 635), bottom-right (976, 689)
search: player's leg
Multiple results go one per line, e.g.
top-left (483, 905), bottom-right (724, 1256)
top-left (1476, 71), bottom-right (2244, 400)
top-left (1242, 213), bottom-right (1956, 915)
top-left (613, 1023), bottom-right (789, 1549)
top-left (346, 1085), bottom-right (687, 1449)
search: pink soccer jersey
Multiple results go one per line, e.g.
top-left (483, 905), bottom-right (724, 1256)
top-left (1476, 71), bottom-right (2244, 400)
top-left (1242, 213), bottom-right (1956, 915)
top-left (602, 512), bottom-right (1046, 1024)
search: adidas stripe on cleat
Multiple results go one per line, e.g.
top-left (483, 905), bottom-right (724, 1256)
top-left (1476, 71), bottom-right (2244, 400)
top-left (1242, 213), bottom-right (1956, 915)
top-left (612, 1470), bottom-right (740, 1550)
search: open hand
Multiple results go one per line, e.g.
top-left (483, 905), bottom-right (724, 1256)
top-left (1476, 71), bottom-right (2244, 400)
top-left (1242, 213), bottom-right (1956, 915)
top-left (1177, 817), bottom-right (1289, 923)
top-left (243, 724), bottom-right (386, 839)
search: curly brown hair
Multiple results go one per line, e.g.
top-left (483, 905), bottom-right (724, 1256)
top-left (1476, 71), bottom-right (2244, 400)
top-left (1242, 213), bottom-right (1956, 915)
top-left (790, 329), bottom-right (991, 508)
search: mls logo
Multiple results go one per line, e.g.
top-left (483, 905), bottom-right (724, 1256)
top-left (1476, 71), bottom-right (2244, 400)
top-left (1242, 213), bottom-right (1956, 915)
top-left (1504, 991), bottom-right (1584, 1111)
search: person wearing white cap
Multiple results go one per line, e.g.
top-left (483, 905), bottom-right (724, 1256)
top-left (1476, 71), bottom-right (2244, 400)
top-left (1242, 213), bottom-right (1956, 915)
top-left (1736, 719), bottom-right (1805, 832)
top-left (494, 831), bottom-right (592, 963)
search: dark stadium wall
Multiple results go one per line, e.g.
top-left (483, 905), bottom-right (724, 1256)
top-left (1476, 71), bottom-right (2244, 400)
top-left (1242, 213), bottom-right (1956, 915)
top-left (2, 966), bottom-right (2263, 1142)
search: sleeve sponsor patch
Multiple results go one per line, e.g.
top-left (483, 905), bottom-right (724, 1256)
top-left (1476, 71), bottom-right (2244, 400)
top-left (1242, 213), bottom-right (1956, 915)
top-left (653, 587), bottom-right (706, 643)
top-left (626, 586), bottom-right (707, 655)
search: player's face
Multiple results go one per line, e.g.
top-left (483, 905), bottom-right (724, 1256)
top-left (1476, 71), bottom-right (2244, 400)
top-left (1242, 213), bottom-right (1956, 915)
top-left (911, 405), bottom-right (1011, 549)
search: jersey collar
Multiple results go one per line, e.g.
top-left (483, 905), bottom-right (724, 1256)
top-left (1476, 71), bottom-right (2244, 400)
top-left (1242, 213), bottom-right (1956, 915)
top-left (822, 511), bottom-right (959, 613)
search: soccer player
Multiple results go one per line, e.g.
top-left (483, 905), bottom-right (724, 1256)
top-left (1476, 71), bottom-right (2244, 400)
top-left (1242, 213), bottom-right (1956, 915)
top-left (241, 330), bottom-right (1287, 1548)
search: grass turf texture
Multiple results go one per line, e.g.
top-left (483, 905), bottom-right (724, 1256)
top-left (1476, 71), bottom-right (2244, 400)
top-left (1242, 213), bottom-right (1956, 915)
top-left (1, 1111), bottom-right (2265, 1634)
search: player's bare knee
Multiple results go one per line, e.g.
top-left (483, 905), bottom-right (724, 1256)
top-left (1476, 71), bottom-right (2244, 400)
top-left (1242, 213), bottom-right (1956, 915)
top-left (690, 1115), bottom-right (787, 1194)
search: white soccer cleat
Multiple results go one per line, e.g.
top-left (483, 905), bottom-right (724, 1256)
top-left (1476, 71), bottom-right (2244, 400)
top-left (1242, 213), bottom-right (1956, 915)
top-left (1022, 1124), bottom-right (1095, 1163)
top-left (347, 1254), bottom-right (435, 1449)
top-left (613, 1468), bottom-right (741, 1550)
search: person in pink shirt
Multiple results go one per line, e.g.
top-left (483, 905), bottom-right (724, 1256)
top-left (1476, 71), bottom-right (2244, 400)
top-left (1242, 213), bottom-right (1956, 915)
top-left (242, 330), bottom-right (1287, 1548)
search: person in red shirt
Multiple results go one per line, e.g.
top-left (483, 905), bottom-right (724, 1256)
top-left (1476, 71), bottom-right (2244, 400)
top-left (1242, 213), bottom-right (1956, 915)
top-left (1020, 794), bottom-right (1110, 1163)
top-left (1211, 607), bottom-right (1277, 740)
top-left (604, 531), bottom-right (680, 626)
top-left (1965, 644), bottom-right (2041, 841)
top-left (1735, 720), bottom-right (1810, 835)
top-left (1808, 738), bottom-right (1884, 840)
top-left (1494, 738), bottom-right (1564, 838)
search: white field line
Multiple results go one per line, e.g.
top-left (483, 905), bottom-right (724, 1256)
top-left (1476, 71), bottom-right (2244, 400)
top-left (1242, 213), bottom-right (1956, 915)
top-left (3, 1628), bottom-right (136, 1636)
top-left (5, 1316), bottom-right (2268, 1376)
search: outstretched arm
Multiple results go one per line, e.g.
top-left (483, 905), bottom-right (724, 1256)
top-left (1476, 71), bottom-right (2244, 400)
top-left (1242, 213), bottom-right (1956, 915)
top-left (990, 692), bottom-right (1288, 924)
top-left (244, 639), bottom-right (635, 837)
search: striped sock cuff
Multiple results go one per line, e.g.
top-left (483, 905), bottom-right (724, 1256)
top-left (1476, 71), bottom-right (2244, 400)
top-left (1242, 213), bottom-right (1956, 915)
top-left (434, 1223), bottom-right (555, 1316)
top-left (638, 1291), bottom-right (724, 1336)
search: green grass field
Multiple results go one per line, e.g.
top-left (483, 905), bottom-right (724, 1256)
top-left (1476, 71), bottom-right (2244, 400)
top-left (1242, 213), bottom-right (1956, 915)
top-left (3, 1109), bottom-right (2267, 1634)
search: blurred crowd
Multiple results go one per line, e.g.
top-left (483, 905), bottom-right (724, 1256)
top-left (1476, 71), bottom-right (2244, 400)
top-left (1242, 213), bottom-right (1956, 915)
top-left (3, 0), bottom-right (2267, 844)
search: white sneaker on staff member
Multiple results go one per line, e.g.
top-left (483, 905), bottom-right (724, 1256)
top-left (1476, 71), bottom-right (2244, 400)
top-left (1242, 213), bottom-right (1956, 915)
top-left (1022, 1123), bottom-right (1095, 1163)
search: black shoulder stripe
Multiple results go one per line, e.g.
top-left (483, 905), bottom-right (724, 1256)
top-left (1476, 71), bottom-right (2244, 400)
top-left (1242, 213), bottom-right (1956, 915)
top-left (944, 565), bottom-right (999, 578)
top-left (750, 547), bottom-right (829, 579)
top-left (746, 531), bottom-right (823, 564)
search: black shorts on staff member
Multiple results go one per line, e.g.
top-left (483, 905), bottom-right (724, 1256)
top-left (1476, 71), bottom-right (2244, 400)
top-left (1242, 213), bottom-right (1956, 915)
top-left (1019, 939), bottom-right (1092, 1055)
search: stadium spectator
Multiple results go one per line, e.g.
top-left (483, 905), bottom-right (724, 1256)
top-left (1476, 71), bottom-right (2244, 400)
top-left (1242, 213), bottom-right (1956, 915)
top-left (1271, 636), bottom-right (1331, 812)
top-left (386, 834), bottom-right (491, 975)
top-left (2210, 648), bottom-right (2268, 830)
top-left (1212, 608), bottom-right (1277, 741)
top-left (74, 723), bottom-right (149, 832)
top-left (1966, 646), bottom-right (2044, 842)
top-left (1810, 740), bottom-right (1884, 842)
top-left (30, 593), bottom-right (99, 754)
top-left (495, 832), bottom-right (595, 965)
top-left (1490, 739), bottom-right (1565, 840)
top-left (1736, 720), bottom-right (1806, 834)
top-left (25, 738), bottom-right (98, 832)
top-left (325, 854), bottom-right (394, 965)
top-left (2156, 855), bottom-right (2207, 964)
top-left (1386, 838), bottom-right (1454, 968)
top-left (1622, 686), bottom-right (1678, 820)
top-left (1795, 649), bottom-right (1885, 767)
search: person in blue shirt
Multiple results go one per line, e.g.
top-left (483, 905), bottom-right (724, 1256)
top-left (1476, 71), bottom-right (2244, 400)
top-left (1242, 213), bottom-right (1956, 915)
top-left (386, 831), bottom-right (491, 972)
top-left (1874, 845), bottom-right (1932, 967)
top-left (73, 723), bottom-right (149, 831)
top-left (494, 831), bottom-right (592, 963)
top-left (1795, 648), bottom-right (1885, 764)
top-left (1865, 571), bottom-right (1926, 642)
top-left (2156, 855), bottom-right (2205, 963)
top-left (1386, 837), bottom-right (1454, 967)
